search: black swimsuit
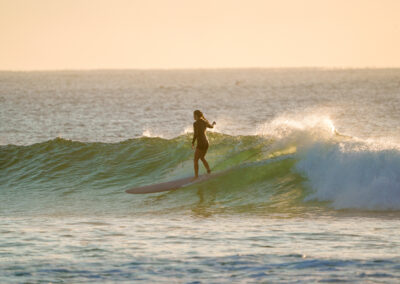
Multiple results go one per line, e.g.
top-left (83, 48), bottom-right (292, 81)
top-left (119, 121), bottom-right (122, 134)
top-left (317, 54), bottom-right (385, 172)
top-left (192, 119), bottom-right (213, 150)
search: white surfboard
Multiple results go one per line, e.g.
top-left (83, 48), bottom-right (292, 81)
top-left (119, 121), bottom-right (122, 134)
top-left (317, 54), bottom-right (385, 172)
top-left (125, 173), bottom-right (216, 194)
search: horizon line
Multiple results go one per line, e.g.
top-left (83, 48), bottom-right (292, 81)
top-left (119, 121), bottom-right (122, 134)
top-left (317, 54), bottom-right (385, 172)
top-left (1, 66), bottom-right (400, 72)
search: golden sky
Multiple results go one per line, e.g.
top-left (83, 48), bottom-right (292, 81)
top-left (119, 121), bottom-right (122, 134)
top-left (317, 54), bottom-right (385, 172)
top-left (1, 0), bottom-right (399, 70)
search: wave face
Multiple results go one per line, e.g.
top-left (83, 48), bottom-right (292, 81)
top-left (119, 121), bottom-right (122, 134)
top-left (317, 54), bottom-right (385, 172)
top-left (2, 122), bottom-right (400, 215)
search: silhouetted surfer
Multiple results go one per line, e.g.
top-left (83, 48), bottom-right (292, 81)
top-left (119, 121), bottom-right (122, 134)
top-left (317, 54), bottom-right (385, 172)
top-left (192, 110), bottom-right (216, 178)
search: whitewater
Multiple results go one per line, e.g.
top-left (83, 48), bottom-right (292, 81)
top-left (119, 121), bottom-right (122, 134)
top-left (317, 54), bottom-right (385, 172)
top-left (1, 69), bottom-right (400, 282)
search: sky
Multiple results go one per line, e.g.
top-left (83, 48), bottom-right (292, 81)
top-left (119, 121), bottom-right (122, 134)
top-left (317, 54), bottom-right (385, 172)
top-left (1, 0), bottom-right (400, 70)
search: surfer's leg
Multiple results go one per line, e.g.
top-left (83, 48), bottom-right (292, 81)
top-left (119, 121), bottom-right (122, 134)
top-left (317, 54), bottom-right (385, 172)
top-left (199, 148), bottom-right (211, 174)
top-left (194, 148), bottom-right (201, 178)
top-left (200, 157), bottom-right (211, 174)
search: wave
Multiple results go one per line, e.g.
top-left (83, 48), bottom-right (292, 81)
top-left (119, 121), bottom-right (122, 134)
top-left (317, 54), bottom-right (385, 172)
top-left (297, 142), bottom-right (400, 211)
top-left (1, 121), bottom-right (400, 214)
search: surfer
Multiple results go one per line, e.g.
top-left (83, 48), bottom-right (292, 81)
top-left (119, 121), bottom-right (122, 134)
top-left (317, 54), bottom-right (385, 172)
top-left (192, 110), bottom-right (216, 179)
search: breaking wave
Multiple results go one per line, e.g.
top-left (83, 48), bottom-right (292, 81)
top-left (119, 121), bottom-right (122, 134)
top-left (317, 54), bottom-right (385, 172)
top-left (1, 116), bottom-right (400, 215)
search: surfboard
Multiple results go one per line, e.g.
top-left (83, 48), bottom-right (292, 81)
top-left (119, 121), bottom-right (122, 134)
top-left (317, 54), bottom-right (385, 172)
top-left (125, 174), bottom-right (215, 194)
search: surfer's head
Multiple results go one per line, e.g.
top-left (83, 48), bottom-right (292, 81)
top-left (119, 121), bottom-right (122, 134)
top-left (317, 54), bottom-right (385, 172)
top-left (193, 110), bottom-right (203, 121)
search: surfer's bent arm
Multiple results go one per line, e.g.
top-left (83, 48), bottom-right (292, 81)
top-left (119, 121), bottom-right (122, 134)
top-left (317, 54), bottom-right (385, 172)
top-left (204, 119), bottom-right (216, 128)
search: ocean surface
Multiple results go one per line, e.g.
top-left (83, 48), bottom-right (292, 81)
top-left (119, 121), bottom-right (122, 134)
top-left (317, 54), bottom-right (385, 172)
top-left (1, 68), bottom-right (400, 283)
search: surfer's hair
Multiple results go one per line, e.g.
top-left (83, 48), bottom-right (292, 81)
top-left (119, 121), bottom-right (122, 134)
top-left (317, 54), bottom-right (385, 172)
top-left (194, 110), bottom-right (204, 119)
top-left (194, 110), bottom-right (212, 125)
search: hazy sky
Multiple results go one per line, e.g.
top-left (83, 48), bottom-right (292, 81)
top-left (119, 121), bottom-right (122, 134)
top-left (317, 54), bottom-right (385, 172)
top-left (1, 0), bottom-right (399, 70)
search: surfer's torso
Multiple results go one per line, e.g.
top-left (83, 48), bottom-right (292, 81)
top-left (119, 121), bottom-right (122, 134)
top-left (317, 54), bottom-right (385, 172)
top-left (192, 119), bottom-right (213, 150)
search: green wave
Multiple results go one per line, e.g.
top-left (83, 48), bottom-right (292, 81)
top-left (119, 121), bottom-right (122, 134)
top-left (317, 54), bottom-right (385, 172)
top-left (0, 133), bottom-right (315, 216)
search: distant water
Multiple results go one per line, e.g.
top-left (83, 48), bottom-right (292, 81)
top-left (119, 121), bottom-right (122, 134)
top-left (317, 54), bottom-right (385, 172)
top-left (1, 69), bottom-right (400, 282)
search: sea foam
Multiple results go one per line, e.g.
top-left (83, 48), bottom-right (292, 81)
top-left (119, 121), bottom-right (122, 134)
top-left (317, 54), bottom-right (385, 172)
top-left (296, 138), bottom-right (400, 211)
top-left (258, 112), bottom-right (400, 211)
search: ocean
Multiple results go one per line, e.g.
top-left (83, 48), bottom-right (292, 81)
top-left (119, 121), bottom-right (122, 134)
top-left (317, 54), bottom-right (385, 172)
top-left (1, 68), bottom-right (400, 283)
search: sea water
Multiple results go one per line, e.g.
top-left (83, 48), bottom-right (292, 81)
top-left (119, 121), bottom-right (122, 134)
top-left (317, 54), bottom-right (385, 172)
top-left (1, 69), bottom-right (400, 282)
